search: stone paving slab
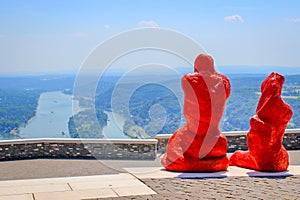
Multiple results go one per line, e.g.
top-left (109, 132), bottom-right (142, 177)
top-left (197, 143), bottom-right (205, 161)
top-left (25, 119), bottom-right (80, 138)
top-left (124, 165), bottom-right (300, 179)
top-left (34, 189), bottom-right (118, 200)
top-left (0, 194), bottom-right (33, 200)
top-left (113, 185), bottom-right (156, 197)
top-left (69, 175), bottom-right (146, 190)
top-left (0, 173), bottom-right (136, 187)
top-left (0, 182), bottom-right (71, 196)
top-left (0, 173), bottom-right (156, 200)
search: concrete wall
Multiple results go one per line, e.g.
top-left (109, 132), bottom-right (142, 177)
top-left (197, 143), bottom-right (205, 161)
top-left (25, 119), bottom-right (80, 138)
top-left (155, 129), bottom-right (300, 153)
top-left (0, 138), bottom-right (157, 160)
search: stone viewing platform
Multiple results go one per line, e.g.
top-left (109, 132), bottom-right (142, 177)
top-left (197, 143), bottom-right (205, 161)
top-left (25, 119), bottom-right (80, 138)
top-left (0, 131), bottom-right (299, 199)
top-left (0, 129), bottom-right (299, 161)
top-left (0, 158), bottom-right (299, 199)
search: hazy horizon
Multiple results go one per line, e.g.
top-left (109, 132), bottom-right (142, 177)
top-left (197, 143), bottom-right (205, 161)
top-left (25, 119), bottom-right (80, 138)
top-left (2, 65), bottom-right (300, 77)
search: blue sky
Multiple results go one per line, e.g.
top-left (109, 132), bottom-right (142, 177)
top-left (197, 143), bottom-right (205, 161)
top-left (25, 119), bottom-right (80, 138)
top-left (0, 0), bottom-right (300, 73)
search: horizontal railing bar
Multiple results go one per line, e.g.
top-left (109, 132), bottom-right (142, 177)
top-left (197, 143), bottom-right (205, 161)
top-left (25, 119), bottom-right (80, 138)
top-left (0, 138), bottom-right (158, 146)
top-left (1, 129), bottom-right (299, 145)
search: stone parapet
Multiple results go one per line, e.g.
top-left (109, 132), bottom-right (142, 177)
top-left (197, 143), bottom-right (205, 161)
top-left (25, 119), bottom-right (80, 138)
top-left (0, 138), bottom-right (157, 160)
top-left (1, 129), bottom-right (299, 160)
top-left (155, 129), bottom-right (300, 153)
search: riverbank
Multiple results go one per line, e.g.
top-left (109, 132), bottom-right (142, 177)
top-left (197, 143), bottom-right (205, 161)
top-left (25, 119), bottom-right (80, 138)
top-left (11, 98), bottom-right (41, 139)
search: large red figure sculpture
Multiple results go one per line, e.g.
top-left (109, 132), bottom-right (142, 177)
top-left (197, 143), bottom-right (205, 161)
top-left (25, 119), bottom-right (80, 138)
top-left (161, 54), bottom-right (231, 172)
top-left (230, 72), bottom-right (293, 172)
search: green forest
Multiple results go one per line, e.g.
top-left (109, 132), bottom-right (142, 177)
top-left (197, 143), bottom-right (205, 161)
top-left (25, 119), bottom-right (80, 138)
top-left (68, 109), bottom-right (108, 138)
top-left (222, 74), bottom-right (300, 131)
top-left (0, 89), bottom-right (40, 137)
top-left (0, 73), bottom-right (299, 139)
top-left (94, 74), bottom-right (300, 138)
top-left (123, 84), bottom-right (181, 138)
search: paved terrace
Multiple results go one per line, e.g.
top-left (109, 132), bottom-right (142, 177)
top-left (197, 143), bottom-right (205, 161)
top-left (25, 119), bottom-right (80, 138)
top-left (0, 151), bottom-right (299, 199)
top-left (0, 129), bottom-right (299, 200)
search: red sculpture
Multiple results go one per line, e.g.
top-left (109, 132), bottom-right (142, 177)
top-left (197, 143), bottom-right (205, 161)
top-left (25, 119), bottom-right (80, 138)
top-left (229, 72), bottom-right (293, 172)
top-left (161, 54), bottom-right (230, 172)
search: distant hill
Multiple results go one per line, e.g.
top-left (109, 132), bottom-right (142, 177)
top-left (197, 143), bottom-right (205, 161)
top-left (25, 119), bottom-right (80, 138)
top-left (218, 66), bottom-right (300, 76)
top-left (0, 75), bottom-right (74, 91)
top-left (0, 72), bottom-right (299, 139)
top-left (95, 73), bottom-right (300, 136)
top-left (175, 66), bottom-right (300, 76)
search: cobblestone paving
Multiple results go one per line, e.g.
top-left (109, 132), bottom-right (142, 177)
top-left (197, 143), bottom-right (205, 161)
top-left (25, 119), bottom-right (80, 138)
top-left (101, 176), bottom-right (300, 200)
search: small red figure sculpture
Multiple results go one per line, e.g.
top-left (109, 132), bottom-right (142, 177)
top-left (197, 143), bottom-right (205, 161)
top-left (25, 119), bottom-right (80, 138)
top-left (161, 54), bottom-right (231, 172)
top-left (229, 72), bottom-right (293, 172)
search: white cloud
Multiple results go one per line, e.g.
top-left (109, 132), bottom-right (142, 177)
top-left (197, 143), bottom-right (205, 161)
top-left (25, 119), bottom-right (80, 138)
top-left (73, 32), bottom-right (89, 38)
top-left (224, 14), bottom-right (244, 23)
top-left (104, 24), bottom-right (111, 29)
top-left (292, 18), bottom-right (300, 23)
top-left (138, 20), bottom-right (160, 28)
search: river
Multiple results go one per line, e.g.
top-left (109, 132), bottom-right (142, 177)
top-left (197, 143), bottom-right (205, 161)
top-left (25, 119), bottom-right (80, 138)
top-left (103, 111), bottom-right (129, 139)
top-left (19, 91), bottom-right (81, 138)
top-left (3, 91), bottom-right (129, 139)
